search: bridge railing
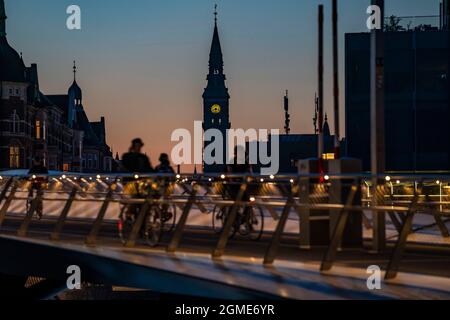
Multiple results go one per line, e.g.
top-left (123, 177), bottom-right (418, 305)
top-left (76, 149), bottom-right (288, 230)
top-left (0, 173), bottom-right (449, 280)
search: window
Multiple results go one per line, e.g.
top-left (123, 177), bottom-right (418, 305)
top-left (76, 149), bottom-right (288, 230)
top-left (87, 154), bottom-right (92, 169)
top-left (36, 120), bottom-right (41, 139)
top-left (15, 89), bottom-right (20, 95)
top-left (9, 146), bottom-right (20, 168)
top-left (11, 110), bottom-right (19, 133)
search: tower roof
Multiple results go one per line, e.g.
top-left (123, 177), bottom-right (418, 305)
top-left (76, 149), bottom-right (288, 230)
top-left (68, 61), bottom-right (82, 99)
top-left (323, 114), bottom-right (331, 136)
top-left (0, 0), bottom-right (6, 37)
top-left (0, 0), bottom-right (26, 82)
top-left (208, 6), bottom-right (224, 75)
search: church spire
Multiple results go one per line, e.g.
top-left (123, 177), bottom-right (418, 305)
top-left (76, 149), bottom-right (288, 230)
top-left (0, 0), bottom-right (7, 37)
top-left (209, 4), bottom-right (224, 76)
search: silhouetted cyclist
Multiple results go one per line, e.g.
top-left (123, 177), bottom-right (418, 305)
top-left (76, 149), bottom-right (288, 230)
top-left (122, 138), bottom-right (154, 174)
top-left (155, 153), bottom-right (175, 174)
top-left (155, 153), bottom-right (175, 222)
top-left (28, 156), bottom-right (49, 220)
top-left (226, 146), bottom-right (253, 200)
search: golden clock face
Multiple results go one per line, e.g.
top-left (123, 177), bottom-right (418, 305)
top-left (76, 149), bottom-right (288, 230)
top-left (211, 104), bottom-right (221, 114)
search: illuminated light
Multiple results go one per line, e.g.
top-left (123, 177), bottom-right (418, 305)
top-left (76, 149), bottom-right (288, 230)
top-left (436, 180), bottom-right (441, 185)
top-left (32, 175), bottom-right (37, 180)
top-left (62, 175), bottom-right (67, 179)
top-left (208, 178), bottom-right (212, 182)
top-left (290, 179), bottom-right (294, 184)
top-left (0, 176), bottom-right (2, 180)
top-left (396, 180), bottom-right (401, 184)
top-left (89, 177), bottom-right (93, 181)
top-left (385, 176), bottom-right (391, 182)
top-left (105, 177), bottom-right (110, 181)
top-left (270, 175), bottom-right (275, 180)
top-left (250, 197), bottom-right (256, 202)
top-left (324, 175), bottom-right (330, 181)
top-left (97, 175), bottom-right (101, 179)
top-left (221, 174), bottom-right (226, 179)
top-left (176, 174), bottom-right (181, 179)
top-left (73, 177), bottom-right (78, 181)
top-left (322, 153), bottom-right (335, 160)
top-left (260, 178), bottom-right (265, 183)
top-left (134, 174), bottom-right (140, 180)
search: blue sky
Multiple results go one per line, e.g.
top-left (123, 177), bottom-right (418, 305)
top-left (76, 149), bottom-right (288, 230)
top-left (4, 0), bottom-right (440, 160)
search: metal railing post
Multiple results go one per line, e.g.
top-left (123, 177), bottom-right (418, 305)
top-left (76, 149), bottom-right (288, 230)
top-left (125, 198), bottom-right (152, 248)
top-left (0, 177), bottom-right (14, 205)
top-left (212, 181), bottom-right (248, 259)
top-left (320, 180), bottom-right (359, 272)
top-left (85, 184), bottom-right (115, 246)
top-left (167, 187), bottom-right (198, 253)
top-left (263, 188), bottom-right (294, 265)
top-left (385, 181), bottom-right (423, 280)
top-left (18, 188), bottom-right (43, 237)
top-left (0, 180), bottom-right (17, 227)
top-left (50, 187), bottom-right (78, 240)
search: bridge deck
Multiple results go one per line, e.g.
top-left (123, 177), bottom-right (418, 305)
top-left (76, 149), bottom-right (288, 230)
top-left (1, 215), bottom-right (450, 299)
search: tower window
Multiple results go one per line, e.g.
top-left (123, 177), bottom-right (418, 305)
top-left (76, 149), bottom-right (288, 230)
top-left (9, 146), bottom-right (20, 168)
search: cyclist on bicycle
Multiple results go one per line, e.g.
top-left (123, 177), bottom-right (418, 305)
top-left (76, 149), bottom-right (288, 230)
top-left (226, 146), bottom-right (253, 212)
top-left (28, 156), bottom-right (49, 220)
top-left (155, 153), bottom-right (175, 222)
top-left (121, 138), bottom-right (154, 215)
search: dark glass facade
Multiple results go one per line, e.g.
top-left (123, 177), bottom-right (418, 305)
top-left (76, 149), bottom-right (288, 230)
top-left (345, 30), bottom-right (450, 172)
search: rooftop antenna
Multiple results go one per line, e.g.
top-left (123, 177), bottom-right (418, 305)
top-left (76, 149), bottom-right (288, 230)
top-left (73, 60), bottom-right (77, 82)
top-left (284, 90), bottom-right (291, 135)
top-left (313, 93), bottom-right (319, 134)
top-left (214, 4), bottom-right (218, 24)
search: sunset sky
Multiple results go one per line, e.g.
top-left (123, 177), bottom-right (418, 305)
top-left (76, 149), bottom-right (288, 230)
top-left (5, 0), bottom-right (439, 169)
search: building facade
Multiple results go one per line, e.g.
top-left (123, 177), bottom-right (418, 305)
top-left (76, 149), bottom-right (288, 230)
top-left (346, 15), bottom-right (450, 172)
top-left (0, 0), bottom-right (112, 173)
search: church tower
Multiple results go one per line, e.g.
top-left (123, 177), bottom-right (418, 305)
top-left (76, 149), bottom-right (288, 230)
top-left (203, 6), bottom-right (231, 173)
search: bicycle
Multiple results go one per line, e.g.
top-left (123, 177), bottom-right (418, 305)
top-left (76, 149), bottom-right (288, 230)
top-left (211, 204), bottom-right (264, 241)
top-left (118, 199), bottom-right (177, 247)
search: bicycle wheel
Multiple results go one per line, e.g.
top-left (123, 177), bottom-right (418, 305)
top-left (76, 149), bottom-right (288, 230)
top-left (162, 204), bottom-right (177, 233)
top-left (238, 206), bottom-right (264, 241)
top-left (143, 207), bottom-right (162, 247)
top-left (118, 205), bottom-right (134, 245)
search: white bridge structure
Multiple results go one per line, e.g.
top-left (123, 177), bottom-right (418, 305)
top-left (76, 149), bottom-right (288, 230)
top-left (0, 172), bottom-right (449, 299)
